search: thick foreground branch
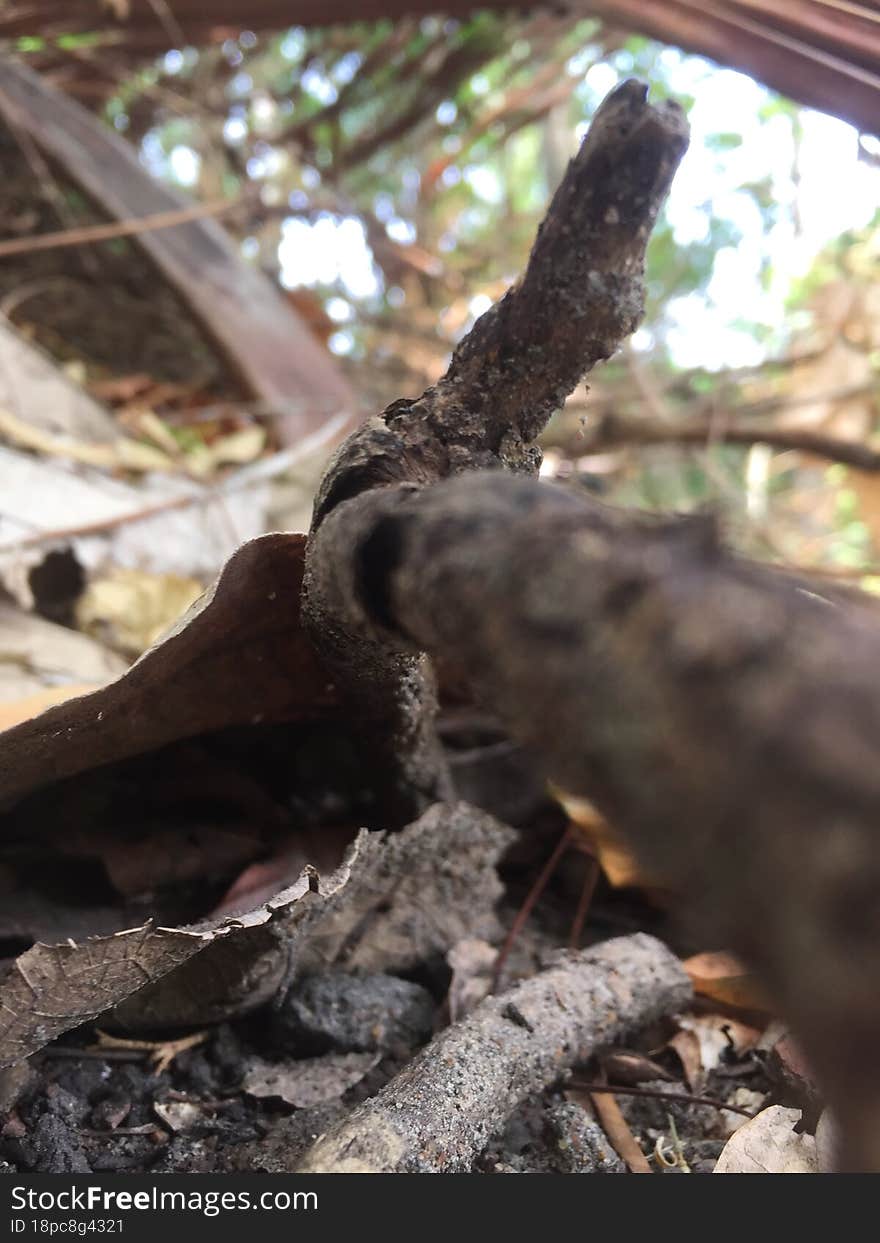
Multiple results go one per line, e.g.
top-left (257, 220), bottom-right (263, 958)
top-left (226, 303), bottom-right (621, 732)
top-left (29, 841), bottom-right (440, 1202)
top-left (297, 934), bottom-right (690, 1173)
top-left (308, 469), bottom-right (880, 1169)
top-left (311, 80), bottom-right (688, 525)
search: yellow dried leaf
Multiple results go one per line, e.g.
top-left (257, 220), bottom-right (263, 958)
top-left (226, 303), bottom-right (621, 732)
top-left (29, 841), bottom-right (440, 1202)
top-left (76, 569), bottom-right (203, 657)
top-left (185, 426), bottom-right (266, 479)
top-left (0, 405), bottom-right (174, 473)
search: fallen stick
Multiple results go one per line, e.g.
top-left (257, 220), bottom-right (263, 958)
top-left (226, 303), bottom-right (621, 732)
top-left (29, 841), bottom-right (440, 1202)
top-left (296, 933), bottom-right (691, 1173)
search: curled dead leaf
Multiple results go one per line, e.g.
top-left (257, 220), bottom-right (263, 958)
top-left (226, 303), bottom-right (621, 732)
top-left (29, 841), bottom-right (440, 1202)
top-left (714, 1105), bottom-right (818, 1173)
top-left (0, 533), bottom-right (334, 810)
top-left (0, 846), bottom-right (355, 1067)
top-left (0, 803), bottom-right (513, 1063)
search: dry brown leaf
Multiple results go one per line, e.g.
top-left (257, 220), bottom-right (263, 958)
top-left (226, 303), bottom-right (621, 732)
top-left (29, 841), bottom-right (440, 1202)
top-left (714, 1106), bottom-right (818, 1173)
top-left (0, 801), bottom-right (513, 1059)
top-left (683, 950), bottom-right (771, 1012)
top-left (243, 1052), bottom-right (379, 1108)
top-left (667, 1028), bottom-right (705, 1092)
top-left (0, 834), bottom-right (363, 1067)
top-left (675, 1013), bottom-right (762, 1080)
top-left (0, 533), bottom-right (334, 810)
top-left (210, 826), bottom-right (357, 918)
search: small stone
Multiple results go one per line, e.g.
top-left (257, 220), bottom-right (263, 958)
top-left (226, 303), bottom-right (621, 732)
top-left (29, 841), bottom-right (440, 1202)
top-left (274, 973), bottom-right (435, 1055)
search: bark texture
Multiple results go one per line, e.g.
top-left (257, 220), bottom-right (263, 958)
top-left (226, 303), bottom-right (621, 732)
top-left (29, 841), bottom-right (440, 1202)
top-left (303, 80), bottom-right (688, 822)
top-left (311, 469), bottom-right (880, 1168)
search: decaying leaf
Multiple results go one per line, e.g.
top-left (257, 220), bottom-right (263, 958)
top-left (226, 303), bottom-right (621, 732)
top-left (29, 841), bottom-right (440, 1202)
top-left (0, 801), bottom-right (514, 1060)
top-left (667, 1027), bottom-right (705, 1092)
top-left (714, 1105), bottom-right (818, 1173)
top-left (153, 1099), bottom-right (203, 1134)
top-left (292, 802), bottom-right (516, 976)
top-left (0, 838), bottom-right (358, 1067)
top-left (672, 1013), bottom-right (762, 1088)
top-left (0, 533), bottom-right (334, 810)
top-left (244, 1052), bottom-right (380, 1108)
top-left (683, 950), bottom-right (770, 1013)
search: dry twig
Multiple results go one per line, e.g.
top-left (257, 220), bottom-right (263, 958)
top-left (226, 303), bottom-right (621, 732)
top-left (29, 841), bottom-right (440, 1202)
top-left (297, 934), bottom-right (690, 1173)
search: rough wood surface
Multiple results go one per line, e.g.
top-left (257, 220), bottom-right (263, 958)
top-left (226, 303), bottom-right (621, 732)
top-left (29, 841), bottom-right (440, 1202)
top-left (297, 933), bottom-right (691, 1172)
top-left (310, 468), bottom-right (880, 1168)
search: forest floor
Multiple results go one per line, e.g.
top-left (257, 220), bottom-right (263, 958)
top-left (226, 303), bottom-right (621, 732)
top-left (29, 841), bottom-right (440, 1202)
top-left (0, 722), bottom-right (788, 1175)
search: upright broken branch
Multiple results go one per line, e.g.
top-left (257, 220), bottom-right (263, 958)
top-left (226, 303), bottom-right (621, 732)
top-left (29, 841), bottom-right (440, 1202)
top-left (303, 81), bottom-right (688, 822)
